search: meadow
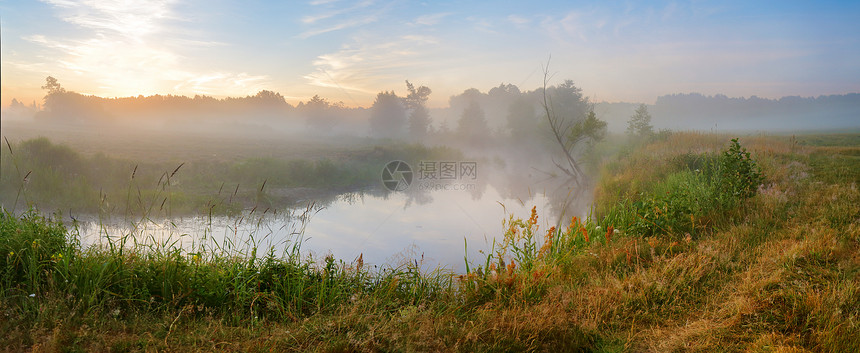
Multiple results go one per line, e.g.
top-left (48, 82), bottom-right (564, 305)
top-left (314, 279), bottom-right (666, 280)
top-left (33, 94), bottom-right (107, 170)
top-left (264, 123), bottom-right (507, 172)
top-left (1, 120), bottom-right (463, 216)
top-left (1, 131), bottom-right (858, 352)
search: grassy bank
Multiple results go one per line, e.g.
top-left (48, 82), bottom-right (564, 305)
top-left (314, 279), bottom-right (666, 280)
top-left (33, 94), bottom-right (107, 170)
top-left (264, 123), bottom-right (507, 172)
top-left (1, 137), bottom-right (461, 215)
top-left (2, 132), bottom-right (858, 352)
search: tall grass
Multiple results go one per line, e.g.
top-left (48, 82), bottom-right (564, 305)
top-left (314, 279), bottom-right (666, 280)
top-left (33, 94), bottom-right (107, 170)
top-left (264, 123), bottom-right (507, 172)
top-left (590, 137), bottom-right (764, 238)
top-left (2, 132), bottom-right (857, 352)
top-left (1, 139), bottom-right (460, 348)
top-left (0, 137), bottom-right (461, 215)
top-left (0, 204), bottom-right (458, 328)
top-left (452, 132), bottom-right (858, 352)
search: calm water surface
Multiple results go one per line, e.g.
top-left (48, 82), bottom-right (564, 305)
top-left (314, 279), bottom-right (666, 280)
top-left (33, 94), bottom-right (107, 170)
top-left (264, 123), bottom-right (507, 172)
top-left (79, 181), bottom-right (589, 273)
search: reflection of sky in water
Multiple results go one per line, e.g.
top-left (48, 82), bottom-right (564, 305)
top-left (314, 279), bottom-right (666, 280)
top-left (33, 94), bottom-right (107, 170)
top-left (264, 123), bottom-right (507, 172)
top-left (306, 185), bottom-right (550, 272)
top-left (78, 184), bottom-right (576, 273)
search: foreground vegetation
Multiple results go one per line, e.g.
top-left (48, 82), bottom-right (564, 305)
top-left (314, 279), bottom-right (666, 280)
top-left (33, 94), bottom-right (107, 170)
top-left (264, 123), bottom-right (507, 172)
top-left (2, 132), bottom-right (858, 352)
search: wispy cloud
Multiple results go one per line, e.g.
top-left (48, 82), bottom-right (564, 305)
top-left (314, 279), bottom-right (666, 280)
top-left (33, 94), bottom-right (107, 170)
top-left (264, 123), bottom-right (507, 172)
top-left (400, 35), bottom-right (438, 44)
top-left (309, 0), bottom-right (340, 5)
top-left (23, 0), bottom-right (269, 97)
top-left (539, 7), bottom-right (640, 46)
top-left (298, 15), bottom-right (380, 39)
top-left (411, 12), bottom-right (451, 26)
top-left (301, 1), bottom-right (373, 24)
top-left (173, 72), bottom-right (270, 96)
top-left (507, 15), bottom-right (531, 27)
top-left (304, 34), bottom-right (443, 97)
top-left (540, 11), bottom-right (590, 43)
top-left (42, 0), bottom-right (175, 39)
top-left (467, 16), bottom-right (497, 34)
top-left (298, 0), bottom-right (381, 38)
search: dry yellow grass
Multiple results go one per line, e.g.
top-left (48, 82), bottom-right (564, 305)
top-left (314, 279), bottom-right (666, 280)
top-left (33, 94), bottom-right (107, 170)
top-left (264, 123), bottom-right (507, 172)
top-left (4, 132), bottom-right (858, 352)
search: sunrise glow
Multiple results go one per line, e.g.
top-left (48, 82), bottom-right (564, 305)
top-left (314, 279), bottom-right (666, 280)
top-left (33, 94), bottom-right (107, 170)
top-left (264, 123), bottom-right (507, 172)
top-left (2, 0), bottom-right (859, 108)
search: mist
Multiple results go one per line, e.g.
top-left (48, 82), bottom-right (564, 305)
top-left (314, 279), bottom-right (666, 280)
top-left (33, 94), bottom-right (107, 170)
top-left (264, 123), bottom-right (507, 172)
top-left (4, 76), bottom-right (859, 200)
top-left (596, 93), bottom-right (860, 133)
top-left (2, 73), bottom-right (860, 272)
top-left (6, 76), bottom-right (858, 143)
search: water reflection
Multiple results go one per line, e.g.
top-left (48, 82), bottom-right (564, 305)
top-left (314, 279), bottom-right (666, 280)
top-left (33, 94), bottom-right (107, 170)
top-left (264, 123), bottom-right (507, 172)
top-left (304, 184), bottom-right (548, 272)
top-left (78, 163), bottom-right (593, 273)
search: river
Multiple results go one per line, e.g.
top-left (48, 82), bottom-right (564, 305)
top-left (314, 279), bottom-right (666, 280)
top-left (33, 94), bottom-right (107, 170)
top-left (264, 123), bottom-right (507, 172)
top-left (76, 177), bottom-right (591, 273)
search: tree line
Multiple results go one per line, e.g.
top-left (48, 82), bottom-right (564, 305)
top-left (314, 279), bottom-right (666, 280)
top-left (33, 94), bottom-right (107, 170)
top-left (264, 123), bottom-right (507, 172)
top-left (10, 76), bottom-right (859, 135)
top-left (647, 92), bottom-right (860, 131)
top-left (23, 77), bottom-right (606, 144)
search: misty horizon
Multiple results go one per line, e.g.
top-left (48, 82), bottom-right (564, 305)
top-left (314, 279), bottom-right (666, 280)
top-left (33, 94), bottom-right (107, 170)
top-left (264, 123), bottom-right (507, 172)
top-left (3, 1), bottom-right (859, 110)
top-left (5, 78), bottom-right (860, 110)
top-left (4, 76), bottom-right (858, 134)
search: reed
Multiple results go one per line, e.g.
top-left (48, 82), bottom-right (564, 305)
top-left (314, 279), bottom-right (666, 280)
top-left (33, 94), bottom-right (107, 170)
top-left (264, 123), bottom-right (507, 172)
top-left (2, 132), bottom-right (858, 352)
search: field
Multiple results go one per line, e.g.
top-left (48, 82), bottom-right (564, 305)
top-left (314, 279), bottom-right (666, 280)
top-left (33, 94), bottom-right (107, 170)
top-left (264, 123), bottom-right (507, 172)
top-left (1, 131), bottom-right (858, 352)
top-left (1, 120), bottom-right (462, 215)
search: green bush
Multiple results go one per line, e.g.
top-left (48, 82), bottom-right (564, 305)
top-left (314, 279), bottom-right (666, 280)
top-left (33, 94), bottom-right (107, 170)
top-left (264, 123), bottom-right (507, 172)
top-left (619, 138), bottom-right (764, 237)
top-left (718, 138), bottom-right (764, 200)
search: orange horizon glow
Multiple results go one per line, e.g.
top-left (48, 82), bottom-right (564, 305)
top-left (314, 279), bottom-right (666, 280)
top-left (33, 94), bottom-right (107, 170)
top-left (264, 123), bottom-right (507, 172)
top-left (2, 1), bottom-right (858, 111)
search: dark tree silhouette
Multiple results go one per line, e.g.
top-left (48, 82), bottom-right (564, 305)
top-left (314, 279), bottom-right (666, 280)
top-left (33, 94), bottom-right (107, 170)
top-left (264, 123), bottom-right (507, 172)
top-left (506, 95), bottom-right (539, 139)
top-left (303, 95), bottom-right (338, 131)
top-left (37, 76), bottom-right (111, 122)
top-left (627, 103), bottom-right (654, 138)
top-left (41, 76), bottom-right (65, 95)
top-left (457, 100), bottom-right (489, 142)
top-left (408, 105), bottom-right (431, 140)
top-left (404, 80), bottom-right (432, 140)
top-left (369, 91), bottom-right (406, 138)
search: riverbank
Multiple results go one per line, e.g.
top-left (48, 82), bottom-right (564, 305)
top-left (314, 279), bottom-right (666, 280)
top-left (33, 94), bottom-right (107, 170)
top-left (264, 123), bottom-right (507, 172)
top-left (0, 133), bottom-right (462, 215)
top-left (2, 132), bottom-right (858, 352)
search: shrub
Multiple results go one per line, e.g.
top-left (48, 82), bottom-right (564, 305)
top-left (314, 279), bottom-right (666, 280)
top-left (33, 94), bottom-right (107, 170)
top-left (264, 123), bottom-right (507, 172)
top-left (617, 138), bottom-right (764, 237)
top-left (718, 138), bottom-right (764, 200)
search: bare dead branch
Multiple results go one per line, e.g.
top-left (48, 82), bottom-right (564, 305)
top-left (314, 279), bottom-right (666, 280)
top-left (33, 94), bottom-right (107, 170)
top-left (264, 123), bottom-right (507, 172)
top-left (541, 60), bottom-right (585, 184)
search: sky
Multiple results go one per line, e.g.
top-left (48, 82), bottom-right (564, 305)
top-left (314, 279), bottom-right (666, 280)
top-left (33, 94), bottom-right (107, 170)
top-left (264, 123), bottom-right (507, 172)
top-left (1, 0), bottom-right (859, 109)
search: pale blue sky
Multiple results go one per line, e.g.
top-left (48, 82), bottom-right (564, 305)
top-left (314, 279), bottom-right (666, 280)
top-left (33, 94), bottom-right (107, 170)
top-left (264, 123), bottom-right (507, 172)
top-left (1, 0), bottom-right (858, 108)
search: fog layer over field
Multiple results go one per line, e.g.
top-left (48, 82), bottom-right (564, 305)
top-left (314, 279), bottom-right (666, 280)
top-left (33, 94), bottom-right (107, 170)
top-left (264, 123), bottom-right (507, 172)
top-left (4, 77), bottom-right (859, 139)
top-left (2, 76), bottom-right (859, 269)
